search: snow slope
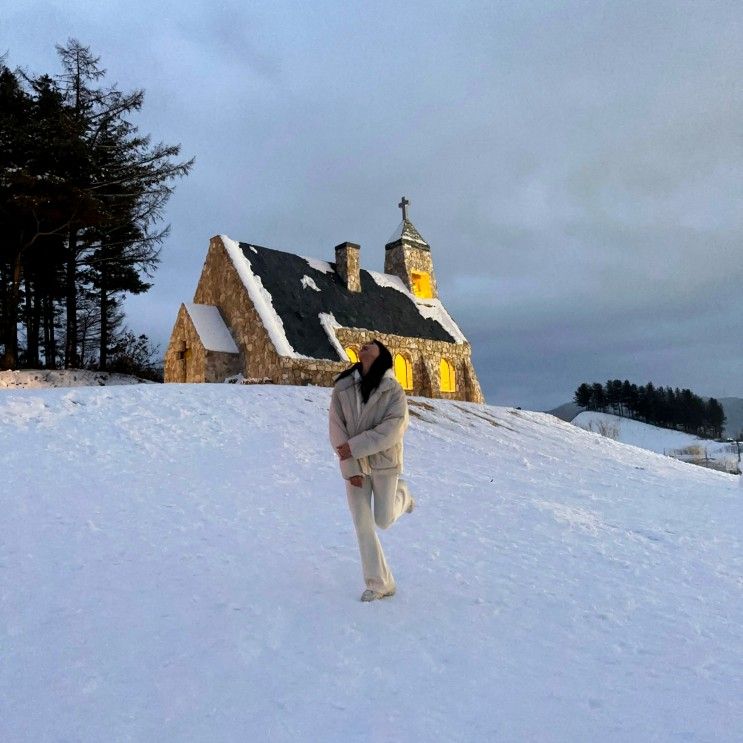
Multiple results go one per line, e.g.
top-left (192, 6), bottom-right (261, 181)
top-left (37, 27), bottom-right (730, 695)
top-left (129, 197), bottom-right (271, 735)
top-left (1, 385), bottom-right (741, 742)
top-left (572, 410), bottom-right (719, 453)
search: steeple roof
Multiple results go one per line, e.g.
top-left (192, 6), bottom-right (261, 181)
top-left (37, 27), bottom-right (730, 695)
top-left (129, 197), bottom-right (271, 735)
top-left (386, 196), bottom-right (430, 250)
top-left (385, 219), bottom-right (430, 248)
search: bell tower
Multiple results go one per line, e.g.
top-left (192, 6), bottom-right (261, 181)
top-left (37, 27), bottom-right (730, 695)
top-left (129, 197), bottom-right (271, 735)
top-left (384, 197), bottom-right (438, 300)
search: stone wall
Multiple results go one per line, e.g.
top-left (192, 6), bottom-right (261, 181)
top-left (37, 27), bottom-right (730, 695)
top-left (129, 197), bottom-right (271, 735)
top-left (205, 349), bottom-right (242, 382)
top-left (268, 335), bottom-right (483, 404)
top-left (164, 304), bottom-right (242, 383)
top-left (164, 305), bottom-right (207, 382)
top-left (333, 327), bottom-right (484, 403)
top-left (192, 237), bottom-right (287, 381)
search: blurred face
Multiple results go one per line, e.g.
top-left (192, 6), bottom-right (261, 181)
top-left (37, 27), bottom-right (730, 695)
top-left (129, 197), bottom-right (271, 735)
top-left (359, 342), bottom-right (380, 367)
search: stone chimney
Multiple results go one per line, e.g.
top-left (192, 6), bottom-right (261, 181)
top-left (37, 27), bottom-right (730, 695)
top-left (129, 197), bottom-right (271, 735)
top-left (334, 242), bottom-right (361, 292)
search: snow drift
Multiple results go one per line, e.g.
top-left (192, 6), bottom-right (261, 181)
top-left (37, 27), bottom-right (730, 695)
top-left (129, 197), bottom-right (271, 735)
top-left (0, 369), bottom-right (153, 389)
top-left (1, 384), bottom-right (741, 742)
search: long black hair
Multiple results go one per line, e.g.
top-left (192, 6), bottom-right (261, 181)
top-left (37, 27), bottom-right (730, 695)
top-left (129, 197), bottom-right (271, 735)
top-left (335, 339), bottom-right (394, 403)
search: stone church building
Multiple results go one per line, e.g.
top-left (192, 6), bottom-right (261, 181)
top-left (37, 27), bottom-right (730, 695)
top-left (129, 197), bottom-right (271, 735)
top-left (164, 200), bottom-right (484, 403)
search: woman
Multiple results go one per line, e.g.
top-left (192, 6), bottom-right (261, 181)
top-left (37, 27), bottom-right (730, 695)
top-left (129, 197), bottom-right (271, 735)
top-left (329, 340), bottom-right (415, 602)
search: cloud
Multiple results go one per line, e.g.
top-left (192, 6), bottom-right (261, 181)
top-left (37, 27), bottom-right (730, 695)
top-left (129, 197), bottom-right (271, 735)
top-left (4, 1), bottom-right (742, 408)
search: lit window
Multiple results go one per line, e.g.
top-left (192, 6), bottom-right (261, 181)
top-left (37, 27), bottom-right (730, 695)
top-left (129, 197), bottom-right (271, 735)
top-left (394, 353), bottom-right (413, 390)
top-left (411, 271), bottom-right (433, 299)
top-left (345, 347), bottom-right (359, 363)
top-left (440, 358), bottom-right (456, 392)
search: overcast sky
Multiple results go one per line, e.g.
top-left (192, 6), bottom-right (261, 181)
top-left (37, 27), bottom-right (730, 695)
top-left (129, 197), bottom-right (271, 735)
top-left (4, 1), bottom-right (742, 409)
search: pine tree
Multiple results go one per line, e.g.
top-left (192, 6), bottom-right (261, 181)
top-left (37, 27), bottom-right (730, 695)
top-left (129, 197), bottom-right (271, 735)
top-left (0, 66), bottom-right (84, 369)
top-left (574, 383), bottom-right (592, 409)
top-left (0, 40), bottom-right (192, 370)
top-left (706, 398), bottom-right (726, 439)
top-left (591, 382), bottom-right (606, 411)
top-left (606, 379), bottom-right (623, 414)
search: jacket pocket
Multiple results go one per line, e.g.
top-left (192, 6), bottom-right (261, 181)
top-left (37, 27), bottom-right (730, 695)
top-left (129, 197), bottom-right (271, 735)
top-left (368, 444), bottom-right (401, 471)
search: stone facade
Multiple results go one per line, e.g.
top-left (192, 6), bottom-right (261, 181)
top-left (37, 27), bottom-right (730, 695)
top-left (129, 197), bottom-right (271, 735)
top-left (165, 231), bottom-right (485, 404)
top-left (165, 237), bottom-right (285, 384)
top-left (384, 241), bottom-right (439, 299)
top-left (263, 327), bottom-right (484, 403)
top-left (164, 304), bottom-right (241, 383)
top-left (334, 328), bottom-right (483, 403)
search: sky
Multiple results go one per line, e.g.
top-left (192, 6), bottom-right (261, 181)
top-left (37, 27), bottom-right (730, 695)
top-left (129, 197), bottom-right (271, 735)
top-left (3, 0), bottom-right (742, 410)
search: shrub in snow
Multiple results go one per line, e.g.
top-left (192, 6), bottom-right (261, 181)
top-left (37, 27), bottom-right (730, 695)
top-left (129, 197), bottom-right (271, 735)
top-left (585, 419), bottom-right (620, 440)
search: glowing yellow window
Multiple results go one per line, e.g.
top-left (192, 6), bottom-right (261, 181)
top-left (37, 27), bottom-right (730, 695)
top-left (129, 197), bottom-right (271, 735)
top-left (345, 347), bottom-right (359, 363)
top-left (440, 358), bottom-right (456, 392)
top-left (394, 353), bottom-right (413, 390)
top-left (411, 271), bottom-right (433, 299)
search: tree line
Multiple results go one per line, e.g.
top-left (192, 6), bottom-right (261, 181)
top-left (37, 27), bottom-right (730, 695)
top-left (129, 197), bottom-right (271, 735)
top-left (574, 380), bottom-right (726, 439)
top-left (0, 40), bottom-right (192, 375)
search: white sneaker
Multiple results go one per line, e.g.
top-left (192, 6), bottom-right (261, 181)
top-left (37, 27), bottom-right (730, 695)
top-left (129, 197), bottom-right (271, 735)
top-left (360, 588), bottom-right (396, 602)
top-left (398, 478), bottom-right (414, 514)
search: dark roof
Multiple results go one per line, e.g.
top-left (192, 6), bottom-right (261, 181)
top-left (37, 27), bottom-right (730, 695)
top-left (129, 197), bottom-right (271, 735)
top-left (238, 242), bottom-right (456, 360)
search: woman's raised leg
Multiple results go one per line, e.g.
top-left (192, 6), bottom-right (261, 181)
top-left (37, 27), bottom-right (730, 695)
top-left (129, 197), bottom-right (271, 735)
top-left (372, 474), bottom-right (413, 530)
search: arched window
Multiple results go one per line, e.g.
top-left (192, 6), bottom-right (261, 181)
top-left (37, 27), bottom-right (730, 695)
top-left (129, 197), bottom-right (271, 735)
top-left (439, 358), bottom-right (456, 393)
top-left (411, 271), bottom-right (433, 299)
top-left (345, 347), bottom-right (359, 363)
top-left (394, 353), bottom-right (413, 391)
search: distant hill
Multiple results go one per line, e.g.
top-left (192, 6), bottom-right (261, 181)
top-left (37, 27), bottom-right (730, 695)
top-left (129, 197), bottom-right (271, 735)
top-left (548, 397), bottom-right (743, 438)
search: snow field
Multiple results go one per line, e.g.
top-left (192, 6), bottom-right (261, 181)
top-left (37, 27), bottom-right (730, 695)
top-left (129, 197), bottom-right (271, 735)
top-left (1, 384), bottom-right (741, 742)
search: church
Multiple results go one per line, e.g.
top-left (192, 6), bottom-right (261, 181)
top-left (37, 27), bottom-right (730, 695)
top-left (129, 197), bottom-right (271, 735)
top-left (164, 199), bottom-right (484, 403)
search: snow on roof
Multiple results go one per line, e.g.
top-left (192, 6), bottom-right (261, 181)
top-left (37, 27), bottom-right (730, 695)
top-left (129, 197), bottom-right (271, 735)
top-left (301, 256), bottom-right (334, 274)
top-left (301, 275), bottom-right (321, 292)
top-left (416, 299), bottom-right (467, 344)
top-left (367, 270), bottom-right (408, 294)
top-left (368, 271), bottom-right (467, 344)
top-left (184, 304), bottom-right (239, 353)
top-left (318, 312), bottom-right (349, 361)
top-left (220, 235), bottom-right (311, 359)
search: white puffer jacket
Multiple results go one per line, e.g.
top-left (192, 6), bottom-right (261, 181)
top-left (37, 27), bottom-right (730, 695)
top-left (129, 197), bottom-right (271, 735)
top-left (329, 369), bottom-right (409, 479)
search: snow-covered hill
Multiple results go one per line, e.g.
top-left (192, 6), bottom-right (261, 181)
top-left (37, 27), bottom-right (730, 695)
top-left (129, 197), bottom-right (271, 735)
top-left (553, 397), bottom-right (743, 438)
top-left (2, 385), bottom-right (741, 742)
top-left (573, 411), bottom-right (740, 472)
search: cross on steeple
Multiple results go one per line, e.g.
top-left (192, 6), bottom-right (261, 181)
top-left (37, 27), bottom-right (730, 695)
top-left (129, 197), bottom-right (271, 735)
top-left (398, 196), bottom-right (410, 221)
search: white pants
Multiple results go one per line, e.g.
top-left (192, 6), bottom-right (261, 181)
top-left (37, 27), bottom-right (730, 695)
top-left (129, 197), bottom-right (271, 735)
top-left (345, 474), bottom-right (412, 593)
